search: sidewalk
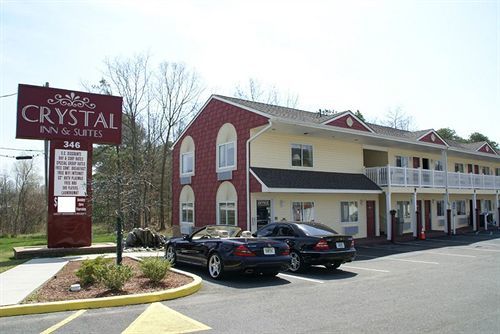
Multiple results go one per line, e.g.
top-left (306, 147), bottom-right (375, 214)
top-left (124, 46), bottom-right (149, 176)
top-left (0, 250), bottom-right (165, 307)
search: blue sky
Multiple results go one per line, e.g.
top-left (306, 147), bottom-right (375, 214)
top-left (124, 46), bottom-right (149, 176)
top-left (1, 0), bottom-right (499, 174)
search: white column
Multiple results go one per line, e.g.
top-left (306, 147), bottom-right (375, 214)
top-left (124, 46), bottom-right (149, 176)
top-left (472, 190), bottom-right (477, 231)
top-left (386, 191), bottom-right (392, 241)
top-left (444, 193), bottom-right (449, 233)
top-left (412, 189), bottom-right (418, 237)
top-left (496, 191), bottom-right (499, 228)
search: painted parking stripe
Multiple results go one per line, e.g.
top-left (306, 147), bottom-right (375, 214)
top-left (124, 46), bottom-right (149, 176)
top-left (425, 251), bottom-right (476, 258)
top-left (40, 309), bottom-right (86, 334)
top-left (356, 253), bottom-right (438, 265)
top-left (278, 273), bottom-right (324, 284)
top-left (341, 265), bottom-right (390, 273)
top-left (458, 247), bottom-right (500, 253)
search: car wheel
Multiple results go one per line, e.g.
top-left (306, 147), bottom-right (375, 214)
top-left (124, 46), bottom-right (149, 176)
top-left (165, 245), bottom-right (176, 266)
top-left (289, 251), bottom-right (304, 273)
top-left (325, 262), bottom-right (341, 270)
top-left (208, 253), bottom-right (224, 279)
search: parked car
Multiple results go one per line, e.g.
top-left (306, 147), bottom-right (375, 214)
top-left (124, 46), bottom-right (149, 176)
top-left (165, 225), bottom-right (291, 279)
top-left (254, 222), bottom-right (356, 272)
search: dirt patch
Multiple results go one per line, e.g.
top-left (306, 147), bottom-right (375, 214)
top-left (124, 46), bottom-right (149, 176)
top-left (24, 257), bottom-right (193, 303)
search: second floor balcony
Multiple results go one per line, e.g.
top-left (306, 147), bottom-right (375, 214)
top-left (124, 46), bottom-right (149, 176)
top-left (364, 166), bottom-right (500, 190)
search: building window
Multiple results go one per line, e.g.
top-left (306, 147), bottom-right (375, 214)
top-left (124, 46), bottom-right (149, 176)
top-left (218, 142), bottom-right (235, 169)
top-left (481, 166), bottom-right (490, 175)
top-left (292, 202), bottom-right (314, 221)
top-left (454, 163), bottom-right (464, 173)
top-left (395, 156), bottom-right (409, 168)
top-left (434, 160), bottom-right (443, 171)
top-left (455, 200), bottom-right (466, 216)
top-left (496, 168), bottom-right (500, 176)
top-left (181, 152), bottom-right (194, 175)
top-left (437, 200), bottom-right (445, 217)
top-left (340, 201), bottom-right (359, 223)
top-left (181, 202), bottom-right (194, 224)
top-left (482, 200), bottom-right (492, 212)
top-left (218, 202), bottom-right (236, 225)
top-left (291, 144), bottom-right (313, 167)
top-left (397, 201), bottom-right (411, 219)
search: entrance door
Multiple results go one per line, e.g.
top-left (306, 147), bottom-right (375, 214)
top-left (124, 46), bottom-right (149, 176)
top-left (424, 200), bottom-right (431, 230)
top-left (413, 157), bottom-right (420, 168)
top-left (422, 158), bottom-right (429, 170)
top-left (366, 200), bottom-right (376, 237)
top-left (256, 200), bottom-right (272, 230)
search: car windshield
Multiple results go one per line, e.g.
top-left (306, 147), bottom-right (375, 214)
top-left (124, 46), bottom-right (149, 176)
top-left (296, 223), bottom-right (338, 236)
top-left (192, 225), bottom-right (242, 239)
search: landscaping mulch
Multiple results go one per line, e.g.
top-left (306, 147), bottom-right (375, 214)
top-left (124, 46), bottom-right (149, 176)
top-left (23, 257), bottom-right (193, 303)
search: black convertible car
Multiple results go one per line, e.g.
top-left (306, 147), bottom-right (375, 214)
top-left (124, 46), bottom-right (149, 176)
top-left (165, 225), bottom-right (291, 279)
top-left (255, 221), bottom-right (356, 272)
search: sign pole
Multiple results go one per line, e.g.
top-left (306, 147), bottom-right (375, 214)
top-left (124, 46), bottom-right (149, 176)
top-left (116, 145), bottom-right (123, 265)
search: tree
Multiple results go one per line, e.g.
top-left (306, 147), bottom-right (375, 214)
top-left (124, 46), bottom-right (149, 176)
top-left (436, 128), bottom-right (466, 142)
top-left (384, 106), bottom-right (413, 131)
top-left (155, 62), bottom-right (204, 230)
top-left (468, 132), bottom-right (499, 149)
top-left (354, 110), bottom-right (366, 122)
top-left (234, 78), bottom-right (299, 108)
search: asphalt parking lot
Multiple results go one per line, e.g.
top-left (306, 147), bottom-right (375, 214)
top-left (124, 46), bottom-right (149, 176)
top-left (2, 232), bottom-right (500, 334)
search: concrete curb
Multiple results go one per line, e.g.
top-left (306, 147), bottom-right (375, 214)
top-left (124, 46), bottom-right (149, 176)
top-left (0, 268), bottom-right (202, 318)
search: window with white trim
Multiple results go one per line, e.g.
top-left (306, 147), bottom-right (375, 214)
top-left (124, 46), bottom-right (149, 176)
top-left (481, 166), bottom-right (490, 175)
top-left (181, 202), bottom-right (194, 224)
top-left (454, 163), bottom-right (464, 173)
top-left (218, 202), bottom-right (236, 225)
top-left (434, 160), bottom-right (443, 171)
top-left (455, 200), bottom-right (466, 216)
top-left (437, 200), bottom-right (445, 217)
top-left (181, 152), bottom-right (194, 175)
top-left (291, 144), bottom-right (313, 167)
top-left (397, 201), bottom-right (411, 219)
top-left (218, 142), bottom-right (235, 169)
top-left (292, 202), bottom-right (314, 221)
top-left (482, 200), bottom-right (492, 212)
top-left (395, 156), bottom-right (409, 168)
top-left (496, 168), bottom-right (500, 176)
top-left (340, 201), bottom-right (359, 223)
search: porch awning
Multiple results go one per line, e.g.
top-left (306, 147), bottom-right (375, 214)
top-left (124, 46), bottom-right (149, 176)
top-left (250, 167), bottom-right (382, 193)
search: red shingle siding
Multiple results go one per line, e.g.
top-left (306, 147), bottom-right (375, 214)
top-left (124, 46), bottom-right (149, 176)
top-left (419, 132), bottom-right (446, 146)
top-left (478, 143), bottom-right (496, 155)
top-left (324, 114), bottom-right (371, 132)
top-left (172, 99), bottom-right (269, 231)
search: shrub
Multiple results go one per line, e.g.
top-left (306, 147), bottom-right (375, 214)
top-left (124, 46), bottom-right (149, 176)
top-left (100, 264), bottom-right (133, 291)
top-left (140, 257), bottom-right (171, 284)
top-left (75, 256), bottom-right (110, 286)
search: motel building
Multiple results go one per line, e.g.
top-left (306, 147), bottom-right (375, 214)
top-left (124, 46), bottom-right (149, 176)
top-left (171, 95), bottom-right (500, 241)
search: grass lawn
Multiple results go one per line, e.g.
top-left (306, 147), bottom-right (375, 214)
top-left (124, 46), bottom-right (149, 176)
top-left (0, 227), bottom-right (116, 274)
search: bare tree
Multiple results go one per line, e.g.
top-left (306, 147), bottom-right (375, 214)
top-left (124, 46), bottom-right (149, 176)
top-left (384, 106), bottom-right (414, 131)
top-left (234, 78), bottom-right (299, 108)
top-left (155, 62), bottom-right (204, 230)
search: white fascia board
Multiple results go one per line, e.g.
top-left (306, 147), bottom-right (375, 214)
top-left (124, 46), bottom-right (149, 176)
top-left (263, 188), bottom-right (382, 194)
top-left (212, 96), bottom-right (273, 119)
top-left (448, 147), bottom-right (500, 160)
top-left (476, 142), bottom-right (497, 155)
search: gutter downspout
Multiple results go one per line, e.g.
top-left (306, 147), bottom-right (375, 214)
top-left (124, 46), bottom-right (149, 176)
top-left (246, 121), bottom-right (273, 231)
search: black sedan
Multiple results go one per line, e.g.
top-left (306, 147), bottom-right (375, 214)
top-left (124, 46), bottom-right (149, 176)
top-left (255, 222), bottom-right (356, 272)
top-left (165, 225), bottom-right (291, 279)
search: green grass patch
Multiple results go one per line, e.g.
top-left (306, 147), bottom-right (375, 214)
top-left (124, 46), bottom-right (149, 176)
top-left (0, 227), bottom-right (117, 273)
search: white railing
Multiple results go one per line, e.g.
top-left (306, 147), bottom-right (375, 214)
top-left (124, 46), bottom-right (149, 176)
top-left (364, 166), bottom-right (500, 190)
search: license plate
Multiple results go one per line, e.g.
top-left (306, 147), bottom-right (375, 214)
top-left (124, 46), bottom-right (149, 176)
top-left (336, 242), bottom-right (345, 249)
top-left (263, 247), bottom-right (275, 255)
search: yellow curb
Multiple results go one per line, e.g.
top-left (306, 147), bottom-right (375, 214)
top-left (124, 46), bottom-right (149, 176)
top-left (0, 268), bottom-right (202, 318)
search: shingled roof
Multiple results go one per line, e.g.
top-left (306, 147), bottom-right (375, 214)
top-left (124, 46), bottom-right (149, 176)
top-left (212, 95), bottom-right (497, 156)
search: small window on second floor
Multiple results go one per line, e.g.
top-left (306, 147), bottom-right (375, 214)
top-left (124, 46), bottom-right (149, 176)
top-left (454, 163), bottom-right (464, 173)
top-left (291, 144), bottom-right (313, 167)
top-left (395, 156), bottom-right (409, 168)
top-left (434, 160), bottom-right (443, 171)
top-left (218, 142), bottom-right (235, 169)
top-left (481, 166), bottom-right (490, 175)
top-left (181, 152), bottom-right (194, 175)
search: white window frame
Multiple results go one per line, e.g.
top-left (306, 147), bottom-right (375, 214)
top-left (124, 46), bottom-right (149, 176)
top-left (181, 152), bottom-right (194, 176)
top-left (397, 201), bottom-right (411, 221)
top-left (217, 141), bottom-right (236, 171)
top-left (395, 155), bottom-right (409, 168)
top-left (454, 200), bottom-right (466, 216)
top-left (434, 160), bottom-right (443, 171)
top-left (180, 202), bottom-right (194, 224)
top-left (482, 200), bottom-right (492, 213)
top-left (217, 201), bottom-right (237, 226)
top-left (291, 144), bottom-right (314, 168)
top-left (481, 166), bottom-right (490, 175)
top-left (437, 200), bottom-right (445, 217)
top-left (454, 163), bottom-right (464, 173)
top-left (340, 201), bottom-right (359, 223)
top-left (291, 201), bottom-right (315, 222)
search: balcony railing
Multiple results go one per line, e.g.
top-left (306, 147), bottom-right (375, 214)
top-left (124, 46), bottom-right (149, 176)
top-left (364, 166), bottom-right (500, 190)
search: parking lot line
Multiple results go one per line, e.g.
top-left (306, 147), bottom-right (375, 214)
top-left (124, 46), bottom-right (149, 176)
top-left (458, 247), bottom-right (500, 253)
top-left (40, 309), bottom-right (86, 334)
top-left (425, 251), bottom-right (476, 258)
top-left (388, 258), bottom-right (439, 265)
top-left (278, 273), bottom-right (325, 284)
top-left (341, 265), bottom-right (390, 273)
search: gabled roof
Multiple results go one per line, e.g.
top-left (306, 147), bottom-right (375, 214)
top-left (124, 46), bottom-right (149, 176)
top-left (251, 167), bottom-right (382, 193)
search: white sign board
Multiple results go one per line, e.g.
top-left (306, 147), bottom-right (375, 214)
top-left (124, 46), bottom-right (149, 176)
top-left (54, 149), bottom-right (87, 196)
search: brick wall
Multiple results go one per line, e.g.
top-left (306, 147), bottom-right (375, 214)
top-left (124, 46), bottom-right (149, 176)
top-left (172, 98), bottom-right (269, 233)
